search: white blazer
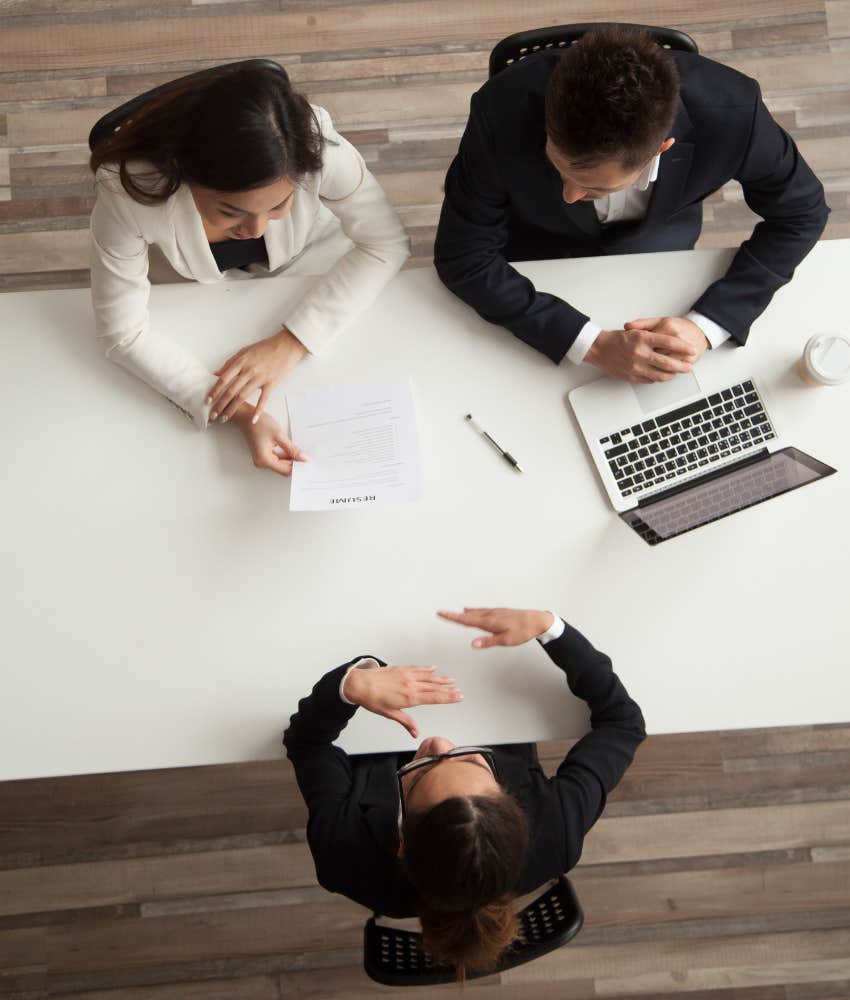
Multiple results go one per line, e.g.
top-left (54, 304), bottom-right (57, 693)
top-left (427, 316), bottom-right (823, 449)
top-left (90, 106), bottom-right (410, 428)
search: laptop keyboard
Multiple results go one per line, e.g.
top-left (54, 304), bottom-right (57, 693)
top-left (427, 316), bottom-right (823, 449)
top-left (623, 458), bottom-right (788, 544)
top-left (599, 380), bottom-right (776, 499)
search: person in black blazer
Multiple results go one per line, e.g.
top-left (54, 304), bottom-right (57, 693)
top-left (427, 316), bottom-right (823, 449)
top-left (283, 606), bottom-right (645, 976)
top-left (434, 27), bottom-right (829, 385)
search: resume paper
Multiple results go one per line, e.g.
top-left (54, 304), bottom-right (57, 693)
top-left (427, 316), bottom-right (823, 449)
top-left (287, 378), bottom-right (423, 511)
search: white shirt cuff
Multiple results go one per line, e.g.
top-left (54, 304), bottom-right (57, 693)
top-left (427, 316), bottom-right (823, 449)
top-left (536, 614), bottom-right (565, 645)
top-left (566, 320), bottom-right (603, 365)
top-left (686, 311), bottom-right (732, 349)
top-left (339, 657), bottom-right (382, 704)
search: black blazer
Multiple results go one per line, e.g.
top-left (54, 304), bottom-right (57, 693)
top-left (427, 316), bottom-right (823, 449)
top-left (433, 50), bottom-right (829, 363)
top-left (283, 623), bottom-right (646, 917)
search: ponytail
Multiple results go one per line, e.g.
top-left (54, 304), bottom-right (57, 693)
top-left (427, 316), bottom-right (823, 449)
top-left (419, 895), bottom-right (519, 979)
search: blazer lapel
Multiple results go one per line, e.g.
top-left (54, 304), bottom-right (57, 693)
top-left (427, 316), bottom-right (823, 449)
top-left (635, 99), bottom-right (695, 232)
top-left (357, 751), bottom-right (406, 855)
top-left (170, 185), bottom-right (226, 283)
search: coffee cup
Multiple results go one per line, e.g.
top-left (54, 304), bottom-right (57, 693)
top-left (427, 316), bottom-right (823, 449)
top-left (798, 333), bottom-right (850, 386)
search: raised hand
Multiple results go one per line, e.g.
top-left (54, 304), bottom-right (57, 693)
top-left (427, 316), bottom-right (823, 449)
top-left (342, 665), bottom-right (463, 739)
top-left (437, 607), bottom-right (555, 648)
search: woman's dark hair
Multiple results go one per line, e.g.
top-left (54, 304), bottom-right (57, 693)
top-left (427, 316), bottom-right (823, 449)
top-left (402, 792), bottom-right (529, 979)
top-left (545, 26), bottom-right (680, 171)
top-left (90, 64), bottom-right (324, 204)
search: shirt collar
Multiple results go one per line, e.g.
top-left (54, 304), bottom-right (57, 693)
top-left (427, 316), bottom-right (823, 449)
top-left (635, 153), bottom-right (661, 191)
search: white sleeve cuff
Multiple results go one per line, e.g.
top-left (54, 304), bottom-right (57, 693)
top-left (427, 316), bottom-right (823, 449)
top-left (686, 311), bottom-right (732, 349)
top-left (566, 320), bottom-right (603, 365)
top-left (536, 614), bottom-right (565, 645)
top-left (339, 657), bottom-right (382, 704)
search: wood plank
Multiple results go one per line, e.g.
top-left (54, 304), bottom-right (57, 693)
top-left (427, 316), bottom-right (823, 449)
top-left (280, 965), bottom-right (589, 998)
top-left (6, 106), bottom-right (111, 148)
top-left (107, 49), bottom-right (490, 98)
top-left (373, 168), bottom-right (445, 206)
top-left (572, 859), bottom-right (850, 928)
top-left (539, 731), bottom-right (723, 779)
top-left (724, 49), bottom-right (850, 92)
top-left (732, 17), bottom-right (829, 49)
top-left (769, 90), bottom-right (850, 127)
top-left (313, 82), bottom-right (477, 129)
top-left (798, 135), bottom-right (850, 172)
top-left (0, 842), bottom-right (316, 918)
top-left (0, 269), bottom-right (89, 292)
top-left (811, 845), bottom-right (850, 861)
top-left (500, 928), bottom-right (850, 983)
top-left (720, 725), bottom-right (850, 759)
top-left (0, 1), bottom-right (826, 73)
top-left (0, 77), bottom-right (107, 102)
top-left (0, 0), bottom-right (189, 13)
top-left (0, 229), bottom-right (87, 274)
top-left (580, 800), bottom-right (850, 865)
top-left (787, 977), bottom-right (850, 999)
top-left (49, 974), bottom-right (280, 1000)
top-left (0, 195), bottom-right (94, 223)
top-left (0, 760), bottom-right (305, 864)
top-left (826, 1), bottom-right (850, 38)
top-left (0, 927), bottom-right (45, 968)
top-left (46, 899), bottom-right (368, 974)
top-left (594, 958), bottom-right (850, 996)
top-left (591, 989), bottom-right (784, 1000)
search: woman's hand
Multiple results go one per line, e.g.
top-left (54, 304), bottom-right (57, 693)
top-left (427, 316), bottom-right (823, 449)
top-left (437, 607), bottom-right (554, 648)
top-left (342, 665), bottom-right (464, 739)
top-left (208, 327), bottom-right (307, 424)
top-left (233, 405), bottom-right (307, 477)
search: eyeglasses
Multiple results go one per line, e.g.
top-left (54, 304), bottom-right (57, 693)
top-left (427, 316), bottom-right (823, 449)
top-left (396, 746), bottom-right (498, 820)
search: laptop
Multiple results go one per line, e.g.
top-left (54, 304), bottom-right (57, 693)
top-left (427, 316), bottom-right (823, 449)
top-left (569, 346), bottom-right (836, 545)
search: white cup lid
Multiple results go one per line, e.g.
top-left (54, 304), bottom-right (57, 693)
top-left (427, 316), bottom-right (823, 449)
top-left (806, 335), bottom-right (850, 383)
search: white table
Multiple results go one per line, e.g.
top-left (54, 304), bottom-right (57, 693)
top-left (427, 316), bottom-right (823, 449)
top-left (2, 242), bottom-right (848, 781)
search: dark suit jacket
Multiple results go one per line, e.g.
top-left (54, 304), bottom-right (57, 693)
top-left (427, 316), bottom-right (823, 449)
top-left (283, 623), bottom-right (646, 917)
top-left (433, 50), bottom-right (829, 363)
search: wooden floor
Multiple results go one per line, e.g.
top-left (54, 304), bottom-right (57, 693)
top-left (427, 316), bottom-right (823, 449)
top-left (2, 2), bottom-right (850, 998)
top-left (2, 725), bottom-right (850, 997)
top-left (1, 1), bottom-right (850, 287)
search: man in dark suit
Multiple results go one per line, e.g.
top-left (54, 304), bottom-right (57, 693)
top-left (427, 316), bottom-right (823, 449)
top-left (434, 27), bottom-right (829, 384)
top-left (283, 606), bottom-right (645, 917)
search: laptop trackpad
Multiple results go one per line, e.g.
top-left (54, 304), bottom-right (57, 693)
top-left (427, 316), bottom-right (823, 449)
top-left (632, 371), bottom-right (701, 415)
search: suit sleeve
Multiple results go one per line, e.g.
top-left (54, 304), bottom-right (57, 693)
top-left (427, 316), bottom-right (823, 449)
top-left (433, 95), bottom-right (590, 363)
top-left (691, 83), bottom-right (829, 342)
top-left (282, 656), bottom-right (385, 896)
top-left (542, 622), bottom-right (646, 870)
top-left (89, 170), bottom-right (215, 428)
top-left (283, 107), bottom-right (410, 354)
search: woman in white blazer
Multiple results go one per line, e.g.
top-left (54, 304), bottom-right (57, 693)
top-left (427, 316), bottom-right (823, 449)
top-left (89, 63), bottom-right (410, 476)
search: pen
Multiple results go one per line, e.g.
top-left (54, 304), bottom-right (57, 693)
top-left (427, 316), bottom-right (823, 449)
top-left (465, 414), bottom-right (524, 473)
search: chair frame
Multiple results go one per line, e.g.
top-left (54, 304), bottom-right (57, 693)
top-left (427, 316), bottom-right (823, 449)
top-left (489, 22), bottom-right (698, 78)
top-left (364, 874), bottom-right (584, 987)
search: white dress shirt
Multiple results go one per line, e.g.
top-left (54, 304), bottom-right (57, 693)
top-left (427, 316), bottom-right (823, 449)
top-left (566, 153), bottom-right (731, 365)
top-left (90, 106), bottom-right (410, 429)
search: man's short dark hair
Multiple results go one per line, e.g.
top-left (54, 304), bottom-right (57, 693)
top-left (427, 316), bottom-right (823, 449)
top-left (544, 26), bottom-right (680, 171)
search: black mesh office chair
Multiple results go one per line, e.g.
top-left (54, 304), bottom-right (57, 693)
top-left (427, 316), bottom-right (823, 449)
top-left (88, 59), bottom-right (288, 152)
top-left (489, 22), bottom-right (698, 78)
top-left (363, 875), bottom-right (583, 987)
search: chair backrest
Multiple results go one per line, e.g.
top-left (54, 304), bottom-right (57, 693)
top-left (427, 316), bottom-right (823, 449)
top-left (489, 22), bottom-right (698, 78)
top-left (363, 875), bottom-right (584, 987)
top-left (87, 59), bottom-right (289, 152)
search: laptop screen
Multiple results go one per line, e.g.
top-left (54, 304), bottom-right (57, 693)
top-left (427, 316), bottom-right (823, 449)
top-left (620, 447), bottom-right (836, 545)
